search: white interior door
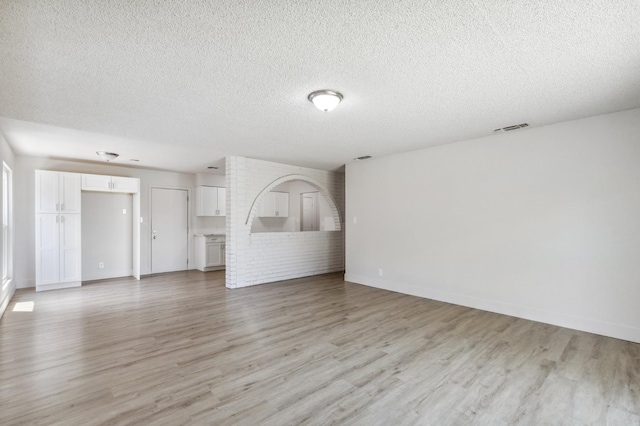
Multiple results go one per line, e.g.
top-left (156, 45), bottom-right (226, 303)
top-left (301, 193), bottom-right (317, 231)
top-left (151, 188), bottom-right (189, 273)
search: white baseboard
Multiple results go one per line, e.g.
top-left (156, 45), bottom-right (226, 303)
top-left (81, 270), bottom-right (134, 282)
top-left (344, 273), bottom-right (640, 344)
top-left (36, 281), bottom-right (81, 292)
top-left (0, 281), bottom-right (16, 319)
top-left (17, 279), bottom-right (35, 289)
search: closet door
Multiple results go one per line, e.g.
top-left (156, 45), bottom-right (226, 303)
top-left (36, 214), bottom-right (59, 285)
top-left (60, 173), bottom-right (82, 213)
top-left (35, 171), bottom-right (60, 213)
top-left (59, 214), bottom-right (81, 283)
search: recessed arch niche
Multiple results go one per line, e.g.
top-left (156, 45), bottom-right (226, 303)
top-left (246, 174), bottom-right (342, 233)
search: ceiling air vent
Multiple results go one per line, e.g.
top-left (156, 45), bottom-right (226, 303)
top-left (494, 123), bottom-right (529, 133)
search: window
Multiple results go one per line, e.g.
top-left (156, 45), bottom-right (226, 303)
top-left (2, 162), bottom-right (12, 288)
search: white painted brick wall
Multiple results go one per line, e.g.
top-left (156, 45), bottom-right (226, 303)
top-left (226, 156), bottom-right (345, 288)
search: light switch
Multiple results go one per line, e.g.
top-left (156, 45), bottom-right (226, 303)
top-left (353, 217), bottom-right (357, 224)
top-left (122, 209), bottom-right (127, 214)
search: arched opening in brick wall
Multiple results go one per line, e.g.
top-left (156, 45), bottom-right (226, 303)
top-left (246, 174), bottom-right (342, 232)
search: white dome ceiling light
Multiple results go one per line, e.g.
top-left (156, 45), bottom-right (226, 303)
top-left (96, 151), bottom-right (119, 161)
top-left (308, 90), bottom-right (343, 112)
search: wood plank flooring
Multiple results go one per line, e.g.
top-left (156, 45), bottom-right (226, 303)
top-left (1, 271), bottom-right (639, 425)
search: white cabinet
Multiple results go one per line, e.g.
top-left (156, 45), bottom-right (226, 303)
top-left (258, 191), bottom-right (289, 217)
top-left (206, 243), bottom-right (223, 266)
top-left (195, 235), bottom-right (225, 271)
top-left (36, 171), bottom-right (83, 291)
top-left (36, 213), bottom-right (82, 288)
top-left (82, 174), bottom-right (139, 193)
top-left (36, 171), bottom-right (82, 214)
top-left (196, 186), bottom-right (226, 216)
top-left (35, 170), bottom-right (141, 290)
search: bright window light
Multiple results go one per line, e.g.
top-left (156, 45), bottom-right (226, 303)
top-left (13, 301), bottom-right (34, 312)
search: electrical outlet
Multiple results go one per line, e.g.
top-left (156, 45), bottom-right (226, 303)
top-left (353, 217), bottom-right (357, 224)
top-left (378, 268), bottom-right (383, 277)
top-left (98, 262), bottom-right (104, 269)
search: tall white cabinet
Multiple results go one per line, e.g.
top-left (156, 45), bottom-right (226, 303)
top-left (35, 172), bottom-right (83, 291)
top-left (35, 170), bottom-right (141, 292)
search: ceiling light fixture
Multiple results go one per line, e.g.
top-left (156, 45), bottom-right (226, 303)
top-left (354, 155), bottom-right (372, 161)
top-left (207, 166), bottom-right (218, 170)
top-left (308, 90), bottom-right (343, 112)
top-left (96, 151), bottom-right (119, 161)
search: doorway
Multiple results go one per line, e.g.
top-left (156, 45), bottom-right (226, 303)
top-left (151, 188), bottom-right (188, 273)
top-left (301, 192), bottom-right (318, 231)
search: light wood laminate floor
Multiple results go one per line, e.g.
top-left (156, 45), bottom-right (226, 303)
top-left (1, 271), bottom-right (639, 425)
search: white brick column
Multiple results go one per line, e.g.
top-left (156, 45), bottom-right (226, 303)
top-left (225, 156), bottom-right (345, 289)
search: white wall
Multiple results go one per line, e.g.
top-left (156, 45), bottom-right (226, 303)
top-left (0, 131), bottom-right (15, 318)
top-left (226, 157), bottom-right (345, 288)
top-left (81, 192), bottom-right (133, 281)
top-left (346, 108), bottom-right (640, 343)
top-left (14, 156), bottom-right (207, 288)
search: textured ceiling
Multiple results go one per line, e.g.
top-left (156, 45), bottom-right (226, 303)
top-left (1, 0), bottom-right (639, 172)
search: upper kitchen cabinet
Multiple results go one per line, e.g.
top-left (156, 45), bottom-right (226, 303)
top-left (258, 191), bottom-right (289, 217)
top-left (82, 174), bottom-right (140, 193)
top-left (196, 186), bottom-right (226, 216)
top-left (36, 171), bottom-right (82, 214)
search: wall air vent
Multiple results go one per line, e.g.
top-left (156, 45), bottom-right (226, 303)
top-left (494, 123), bottom-right (529, 132)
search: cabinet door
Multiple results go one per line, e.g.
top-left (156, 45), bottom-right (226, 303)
top-left (275, 192), bottom-right (289, 217)
top-left (259, 192), bottom-right (276, 217)
top-left (60, 173), bottom-right (82, 213)
top-left (36, 214), bottom-right (59, 285)
top-left (216, 187), bottom-right (226, 216)
top-left (81, 174), bottom-right (112, 192)
top-left (197, 186), bottom-right (218, 216)
top-left (35, 171), bottom-right (60, 213)
top-left (205, 243), bottom-right (222, 267)
top-left (59, 214), bottom-right (81, 283)
top-left (111, 176), bottom-right (139, 193)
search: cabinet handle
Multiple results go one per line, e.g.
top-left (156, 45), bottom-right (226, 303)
top-left (61, 203), bottom-right (64, 211)
top-left (56, 216), bottom-right (59, 223)
top-left (56, 203), bottom-right (59, 211)
top-left (61, 216), bottom-right (65, 224)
